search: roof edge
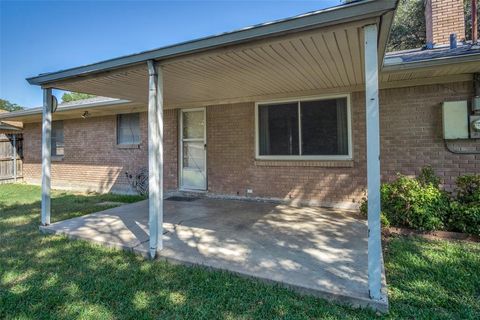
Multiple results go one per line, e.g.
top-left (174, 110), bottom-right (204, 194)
top-left (382, 51), bottom-right (480, 72)
top-left (0, 123), bottom-right (22, 131)
top-left (27, 0), bottom-right (397, 86)
top-left (0, 98), bottom-right (131, 121)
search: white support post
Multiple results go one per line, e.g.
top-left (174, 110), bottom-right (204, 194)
top-left (364, 24), bottom-right (382, 301)
top-left (147, 60), bottom-right (164, 259)
top-left (12, 134), bottom-right (17, 182)
top-left (41, 88), bottom-right (52, 226)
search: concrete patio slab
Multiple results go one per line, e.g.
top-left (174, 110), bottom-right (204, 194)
top-left (40, 198), bottom-right (388, 312)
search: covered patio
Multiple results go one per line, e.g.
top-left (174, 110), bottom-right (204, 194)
top-left (40, 197), bottom-right (387, 311)
top-left (28, 0), bottom-right (399, 311)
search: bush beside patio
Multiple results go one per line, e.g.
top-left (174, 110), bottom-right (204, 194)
top-left (361, 167), bottom-right (480, 236)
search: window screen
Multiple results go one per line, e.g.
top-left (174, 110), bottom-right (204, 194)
top-left (51, 121), bottom-right (64, 157)
top-left (117, 113), bottom-right (140, 145)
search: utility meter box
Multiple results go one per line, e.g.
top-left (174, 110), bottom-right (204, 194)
top-left (442, 101), bottom-right (469, 139)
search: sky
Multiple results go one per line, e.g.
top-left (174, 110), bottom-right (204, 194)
top-left (0, 0), bottom-right (343, 108)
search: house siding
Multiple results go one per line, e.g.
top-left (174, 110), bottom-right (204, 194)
top-left (21, 81), bottom-right (480, 208)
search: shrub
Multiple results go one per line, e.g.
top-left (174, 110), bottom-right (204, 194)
top-left (380, 175), bottom-right (449, 231)
top-left (360, 169), bottom-right (480, 235)
top-left (417, 166), bottom-right (441, 188)
top-left (447, 174), bottom-right (480, 236)
top-left (360, 168), bottom-right (449, 231)
top-left (454, 175), bottom-right (480, 204)
top-left (359, 198), bottom-right (390, 228)
top-left (448, 202), bottom-right (480, 236)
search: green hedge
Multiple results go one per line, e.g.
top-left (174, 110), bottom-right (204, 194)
top-left (447, 175), bottom-right (480, 236)
top-left (360, 167), bottom-right (480, 236)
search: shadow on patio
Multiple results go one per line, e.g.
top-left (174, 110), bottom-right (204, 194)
top-left (40, 197), bottom-right (387, 311)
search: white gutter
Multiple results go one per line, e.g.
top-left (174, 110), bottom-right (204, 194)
top-left (383, 52), bottom-right (480, 72)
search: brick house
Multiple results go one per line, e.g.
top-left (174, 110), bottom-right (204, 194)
top-left (1, 0), bottom-right (479, 301)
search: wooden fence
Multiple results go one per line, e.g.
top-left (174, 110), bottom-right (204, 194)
top-left (0, 133), bottom-right (23, 183)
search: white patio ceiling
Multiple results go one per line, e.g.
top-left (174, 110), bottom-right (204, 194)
top-left (48, 19), bottom-right (378, 109)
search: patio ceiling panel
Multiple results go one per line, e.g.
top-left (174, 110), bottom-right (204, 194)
top-left (48, 19), bottom-right (376, 108)
top-left (50, 65), bottom-right (149, 103)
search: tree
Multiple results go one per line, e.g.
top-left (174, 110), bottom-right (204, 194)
top-left (341, 0), bottom-right (425, 51)
top-left (343, 0), bottom-right (478, 51)
top-left (61, 92), bottom-right (95, 103)
top-left (465, 0), bottom-right (480, 42)
top-left (0, 99), bottom-right (24, 112)
top-left (386, 0), bottom-right (426, 51)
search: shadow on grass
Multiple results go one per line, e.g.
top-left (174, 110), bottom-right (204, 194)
top-left (1, 185), bottom-right (479, 319)
top-left (0, 188), bottom-right (377, 319)
top-left (384, 235), bottom-right (480, 319)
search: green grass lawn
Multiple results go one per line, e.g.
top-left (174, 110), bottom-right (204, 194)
top-left (1, 184), bottom-right (479, 319)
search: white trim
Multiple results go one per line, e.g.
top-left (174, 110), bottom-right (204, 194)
top-left (179, 107), bottom-right (207, 191)
top-left (254, 93), bottom-right (352, 161)
top-left (297, 102), bottom-right (302, 155)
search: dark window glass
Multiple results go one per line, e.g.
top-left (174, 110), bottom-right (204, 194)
top-left (300, 98), bottom-right (348, 155)
top-left (51, 121), bottom-right (64, 157)
top-left (258, 103), bottom-right (299, 155)
top-left (117, 113), bottom-right (140, 145)
top-left (257, 97), bottom-right (349, 157)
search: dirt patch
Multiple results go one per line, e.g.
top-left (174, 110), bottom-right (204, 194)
top-left (383, 227), bottom-right (480, 243)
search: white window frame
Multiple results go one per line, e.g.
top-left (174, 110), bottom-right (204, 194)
top-left (255, 93), bottom-right (352, 161)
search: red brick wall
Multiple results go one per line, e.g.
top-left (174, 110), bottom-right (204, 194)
top-left (380, 81), bottom-right (479, 191)
top-left (21, 82), bottom-right (480, 207)
top-left (426, 0), bottom-right (466, 45)
top-left (206, 98), bottom-right (367, 208)
top-left (22, 110), bottom-right (178, 193)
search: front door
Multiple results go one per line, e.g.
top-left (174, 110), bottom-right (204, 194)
top-left (180, 108), bottom-right (207, 190)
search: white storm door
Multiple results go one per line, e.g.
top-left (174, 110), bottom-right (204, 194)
top-left (180, 108), bottom-right (207, 190)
